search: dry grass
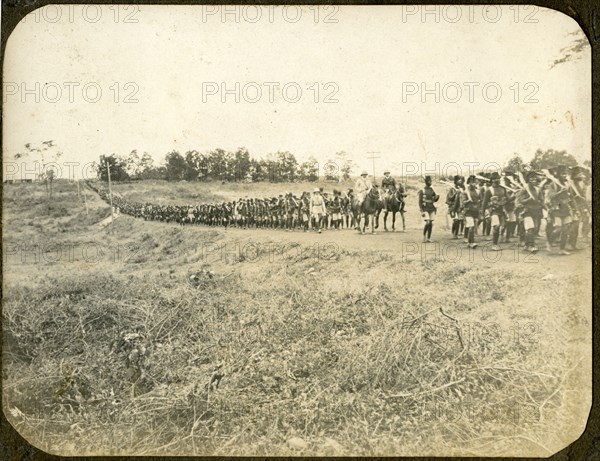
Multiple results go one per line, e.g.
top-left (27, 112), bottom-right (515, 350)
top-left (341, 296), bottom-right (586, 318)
top-left (2, 180), bottom-right (591, 456)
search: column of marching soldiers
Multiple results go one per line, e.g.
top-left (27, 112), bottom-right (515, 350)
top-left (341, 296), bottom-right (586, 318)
top-left (84, 163), bottom-right (590, 254)
top-left (421, 165), bottom-right (591, 254)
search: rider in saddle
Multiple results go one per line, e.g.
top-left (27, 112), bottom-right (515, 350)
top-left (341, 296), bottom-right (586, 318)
top-left (381, 170), bottom-right (397, 212)
top-left (354, 171), bottom-right (372, 206)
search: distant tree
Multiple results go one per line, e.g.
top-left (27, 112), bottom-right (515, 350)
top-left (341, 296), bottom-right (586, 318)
top-left (138, 153), bottom-right (157, 179)
top-left (529, 149), bottom-right (578, 170)
top-left (206, 149), bottom-right (229, 181)
top-left (275, 151), bottom-right (298, 182)
top-left (98, 154), bottom-right (130, 181)
top-left (583, 159), bottom-right (591, 169)
top-left (125, 150), bottom-right (142, 178)
top-left (233, 147), bottom-right (251, 181)
top-left (335, 151), bottom-right (356, 181)
top-left (298, 156), bottom-right (319, 182)
top-left (250, 158), bottom-right (268, 182)
top-left (183, 150), bottom-right (203, 181)
top-left (165, 150), bottom-right (189, 180)
top-left (504, 153), bottom-right (525, 172)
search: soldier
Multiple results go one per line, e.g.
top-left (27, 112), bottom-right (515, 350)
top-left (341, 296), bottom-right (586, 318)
top-left (460, 175), bottom-right (480, 248)
top-left (502, 171), bottom-right (518, 243)
top-left (516, 170), bottom-right (544, 253)
top-left (381, 170), bottom-right (396, 212)
top-left (299, 192), bottom-right (311, 231)
top-left (329, 189), bottom-right (343, 230)
top-left (452, 176), bottom-right (466, 239)
top-left (545, 165), bottom-right (573, 255)
top-left (567, 166), bottom-right (588, 250)
top-left (418, 175), bottom-right (440, 243)
top-left (446, 175), bottom-right (461, 239)
top-left (310, 188), bottom-right (327, 233)
top-left (482, 171), bottom-right (507, 251)
top-left (477, 173), bottom-right (492, 239)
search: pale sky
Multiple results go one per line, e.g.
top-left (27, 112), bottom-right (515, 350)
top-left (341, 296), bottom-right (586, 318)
top-left (3, 5), bottom-right (592, 179)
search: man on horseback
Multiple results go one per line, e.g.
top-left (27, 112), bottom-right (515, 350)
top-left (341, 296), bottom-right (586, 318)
top-left (354, 170), bottom-right (372, 207)
top-left (381, 170), bottom-right (396, 212)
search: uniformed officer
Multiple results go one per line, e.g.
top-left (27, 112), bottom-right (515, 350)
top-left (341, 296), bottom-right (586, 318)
top-left (354, 171), bottom-right (372, 206)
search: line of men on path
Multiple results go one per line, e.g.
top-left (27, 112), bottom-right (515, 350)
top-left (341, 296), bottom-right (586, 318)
top-left (86, 163), bottom-right (590, 254)
top-left (86, 180), bottom-right (372, 232)
top-left (419, 165), bottom-right (591, 255)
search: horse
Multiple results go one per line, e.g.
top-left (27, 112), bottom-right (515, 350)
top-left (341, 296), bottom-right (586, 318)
top-left (353, 187), bottom-right (383, 234)
top-left (380, 188), bottom-right (407, 232)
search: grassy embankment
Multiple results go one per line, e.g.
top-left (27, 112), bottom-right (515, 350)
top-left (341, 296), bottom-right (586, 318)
top-left (2, 179), bottom-right (591, 456)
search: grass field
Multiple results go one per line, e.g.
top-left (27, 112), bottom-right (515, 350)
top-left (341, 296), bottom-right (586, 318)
top-left (2, 179), bottom-right (592, 456)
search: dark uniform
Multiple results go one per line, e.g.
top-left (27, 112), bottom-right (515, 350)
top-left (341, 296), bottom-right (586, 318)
top-left (482, 172), bottom-right (507, 250)
top-left (381, 174), bottom-right (396, 211)
top-left (515, 171), bottom-right (544, 252)
top-left (418, 176), bottom-right (440, 242)
top-left (459, 176), bottom-right (480, 247)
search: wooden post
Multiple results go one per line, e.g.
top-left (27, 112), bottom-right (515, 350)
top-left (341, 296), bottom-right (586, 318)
top-left (366, 152), bottom-right (380, 184)
top-left (106, 160), bottom-right (114, 223)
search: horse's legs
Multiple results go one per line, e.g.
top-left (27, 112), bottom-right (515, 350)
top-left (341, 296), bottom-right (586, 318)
top-left (383, 211), bottom-right (389, 231)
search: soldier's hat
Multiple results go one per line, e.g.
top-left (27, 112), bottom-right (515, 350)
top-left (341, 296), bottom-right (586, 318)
top-left (489, 171), bottom-right (501, 181)
top-left (569, 165), bottom-right (587, 180)
top-left (453, 175), bottom-right (460, 183)
top-left (333, 189), bottom-right (340, 195)
top-left (555, 164), bottom-right (568, 175)
top-left (467, 175), bottom-right (477, 184)
top-left (503, 169), bottom-right (514, 176)
top-left (313, 188), bottom-right (320, 193)
top-left (383, 170), bottom-right (390, 174)
top-left (361, 170), bottom-right (368, 176)
top-left (348, 188), bottom-right (354, 193)
top-left (424, 175), bottom-right (432, 182)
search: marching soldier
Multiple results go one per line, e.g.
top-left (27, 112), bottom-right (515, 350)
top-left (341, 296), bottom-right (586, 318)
top-left (477, 173), bottom-right (492, 239)
top-left (446, 175), bottom-right (460, 238)
top-left (482, 171), bottom-right (507, 251)
top-left (418, 175), bottom-right (440, 243)
top-left (567, 166), bottom-right (588, 250)
top-left (570, 166), bottom-right (591, 244)
top-left (460, 175), bottom-right (480, 248)
top-left (330, 190), bottom-right (343, 230)
top-left (501, 171), bottom-right (518, 243)
top-left (545, 165), bottom-right (573, 255)
top-left (516, 170), bottom-right (544, 253)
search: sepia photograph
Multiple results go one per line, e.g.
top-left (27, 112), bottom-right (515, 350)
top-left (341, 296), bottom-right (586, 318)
top-left (2, 4), bottom-right (593, 457)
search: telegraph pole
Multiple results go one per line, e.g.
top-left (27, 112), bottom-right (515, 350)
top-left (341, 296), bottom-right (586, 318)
top-left (366, 152), bottom-right (380, 183)
top-left (106, 160), bottom-right (114, 223)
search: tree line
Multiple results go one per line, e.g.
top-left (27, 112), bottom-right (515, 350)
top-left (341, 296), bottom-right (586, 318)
top-left (504, 149), bottom-right (590, 174)
top-left (97, 149), bottom-right (356, 183)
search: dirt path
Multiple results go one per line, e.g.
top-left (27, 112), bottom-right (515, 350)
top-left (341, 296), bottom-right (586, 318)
top-left (126, 213), bottom-right (590, 277)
